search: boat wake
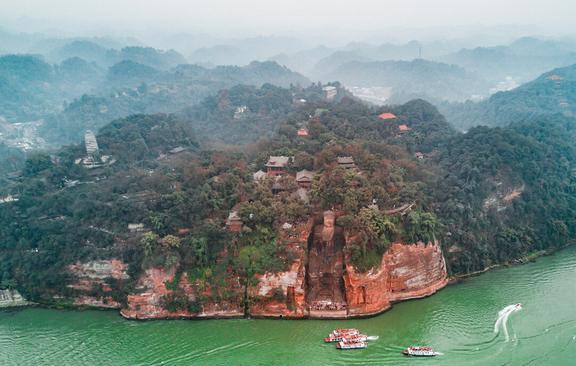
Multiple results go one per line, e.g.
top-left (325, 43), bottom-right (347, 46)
top-left (366, 336), bottom-right (379, 341)
top-left (494, 304), bottom-right (522, 342)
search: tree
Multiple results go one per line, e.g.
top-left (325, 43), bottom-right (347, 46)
top-left (162, 235), bottom-right (181, 249)
top-left (238, 245), bottom-right (262, 314)
top-left (140, 232), bottom-right (159, 257)
top-left (23, 153), bottom-right (53, 177)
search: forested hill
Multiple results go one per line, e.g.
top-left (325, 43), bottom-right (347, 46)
top-left (1, 84), bottom-right (576, 307)
top-left (321, 59), bottom-right (490, 103)
top-left (440, 63), bottom-right (576, 130)
top-left (0, 54), bottom-right (311, 146)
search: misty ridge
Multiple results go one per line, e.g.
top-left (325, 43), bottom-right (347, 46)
top-left (5, 4), bottom-right (576, 357)
top-left (1, 20), bottom-right (576, 182)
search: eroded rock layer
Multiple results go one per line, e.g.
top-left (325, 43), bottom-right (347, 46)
top-left (69, 221), bottom-right (447, 319)
top-left (0, 289), bottom-right (30, 308)
top-left (68, 259), bottom-right (129, 308)
top-left (249, 220), bottom-right (313, 318)
top-left (345, 241), bottom-right (448, 317)
top-left (121, 267), bottom-right (243, 319)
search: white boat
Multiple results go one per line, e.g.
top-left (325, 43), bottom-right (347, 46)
top-left (402, 346), bottom-right (440, 357)
top-left (324, 328), bottom-right (360, 342)
top-left (336, 340), bottom-right (367, 350)
top-left (325, 334), bottom-right (367, 343)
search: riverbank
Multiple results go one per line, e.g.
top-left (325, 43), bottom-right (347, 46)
top-left (0, 289), bottom-right (32, 308)
top-left (448, 246), bottom-right (569, 284)
top-left (5, 244), bottom-right (573, 319)
top-left (3, 244), bottom-right (576, 365)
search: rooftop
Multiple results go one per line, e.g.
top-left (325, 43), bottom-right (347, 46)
top-left (337, 156), bottom-right (355, 165)
top-left (296, 169), bottom-right (314, 182)
top-left (297, 128), bottom-right (309, 137)
top-left (378, 112), bottom-right (397, 120)
top-left (253, 170), bottom-right (267, 181)
top-left (266, 156), bottom-right (291, 167)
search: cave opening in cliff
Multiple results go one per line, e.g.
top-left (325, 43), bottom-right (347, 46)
top-left (305, 211), bottom-right (348, 315)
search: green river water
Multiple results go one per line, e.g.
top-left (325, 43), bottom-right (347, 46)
top-left (1, 246), bottom-right (576, 365)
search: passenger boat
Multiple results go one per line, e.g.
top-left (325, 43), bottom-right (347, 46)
top-left (332, 328), bottom-right (359, 336)
top-left (401, 346), bottom-right (440, 357)
top-left (325, 334), bottom-right (368, 343)
top-left (336, 340), bottom-right (367, 350)
top-left (324, 328), bottom-right (360, 343)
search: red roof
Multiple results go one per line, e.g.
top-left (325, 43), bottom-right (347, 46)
top-left (378, 112), bottom-right (397, 120)
top-left (297, 128), bottom-right (309, 137)
top-left (398, 124), bottom-right (411, 131)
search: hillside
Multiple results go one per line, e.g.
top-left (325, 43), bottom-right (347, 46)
top-left (0, 54), bottom-right (310, 147)
top-left (440, 63), bottom-right (576, 130)
top-left (38, 61), bottom-right (310, 146)
top-left (2, 84), bottom-right (575, 319)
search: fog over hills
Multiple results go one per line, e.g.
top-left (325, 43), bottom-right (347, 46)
top-left (5, 3), bottom-right (576, 358)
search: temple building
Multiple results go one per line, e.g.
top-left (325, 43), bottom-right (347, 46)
top-left (322, 86), bottom-right (337, 101)
top-left (226, 211), bottom-right (243, 232)
top-left (266, 156), bottom-right (291, 176)
top-left (85, 130), bottom-right (99, 156)
top-left (296, 170), bottom-right (314, 189)
top-left (378, 112), bottom-right (397, 120)
top-left (337, 156), bottom-right (356, 170)
top-left (297, 128), bottom-right (309, 137)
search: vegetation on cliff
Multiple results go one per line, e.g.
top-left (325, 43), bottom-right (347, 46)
top-left (1, 79), bottom-right (576, 312)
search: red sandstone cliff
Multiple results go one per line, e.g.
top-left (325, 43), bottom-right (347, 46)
top-left (68, 259), bottom-right (129, 308)
top-left (120, 267), bottom-right (243, 319)
top-left (68, 221), bottom-right (447, 320)
top-left (344, 241), bottom-right (448, 317)
top-left (249, 220), bottom-right (312, 318)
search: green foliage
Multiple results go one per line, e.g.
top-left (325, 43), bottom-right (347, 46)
top-left (140, 232), bottom-right (159, 258)
top-left (23, 153), bottom-right (53, 177)
top-left (404, 211), bottom-right (438, 243)
top-left (5, 77), bottom-right (576, 304)
top-left (161, 235), bottom-right (182, 249)
top-left (440, 63), bottom-right (576, 130)
top-left (347, 208), bottom-right (397, 272)
top-left (160, 292), bottom-right (194, 313)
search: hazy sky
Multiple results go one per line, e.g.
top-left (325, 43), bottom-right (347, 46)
top-left (1, 0), bottom-right (575, 37)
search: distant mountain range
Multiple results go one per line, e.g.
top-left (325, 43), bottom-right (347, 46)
top-left (439, 63), bottom-right (576, 130)
top-left (440, 37), bottom-right (576, 85)
top-left (321, 59), bottom-right (490, 102)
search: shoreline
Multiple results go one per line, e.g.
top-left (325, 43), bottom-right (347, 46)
top-left (447, 246), bottom-right (566, 284)
top-left (3, 245), bottom-right (571, 319)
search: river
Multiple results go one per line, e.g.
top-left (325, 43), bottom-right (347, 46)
top-left (1, 246), bottom-right (576, 365)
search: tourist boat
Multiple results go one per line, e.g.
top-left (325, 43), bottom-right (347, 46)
top-left (324, 334), bottom-right (368, 343)
top-left (401, 346), bottom-right (440, 357)
top-left (332, 328), bottom-right (359, 336)
top-left (324, 328), bottom-right (361, 343)
top-left (324, 328), bottom-right (360, 343)
top-left (336, 340), bottom-right (367, 350)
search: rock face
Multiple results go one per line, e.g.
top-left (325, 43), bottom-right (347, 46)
top-left (345, 241), bottom-right (448, 317)
top-left (249, 220), bottom-right (312, 318)
top-left (307, 211), bottom-right (348, 318)
top-left (121, 267), bottom-right (243, 319)
top-left (65, 218), bottom-right (447, 320)
top-left (68, 259), bottom-right (129, 308)
top-left (0, 289), bottom-right (30, 308)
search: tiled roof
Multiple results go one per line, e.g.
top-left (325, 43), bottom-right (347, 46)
top-left (378, 112), bottom-right (397, 120)
top-left (296, 170), bottom-right (314, 182)
top-left (266, 156), bottom-right (290, 167)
